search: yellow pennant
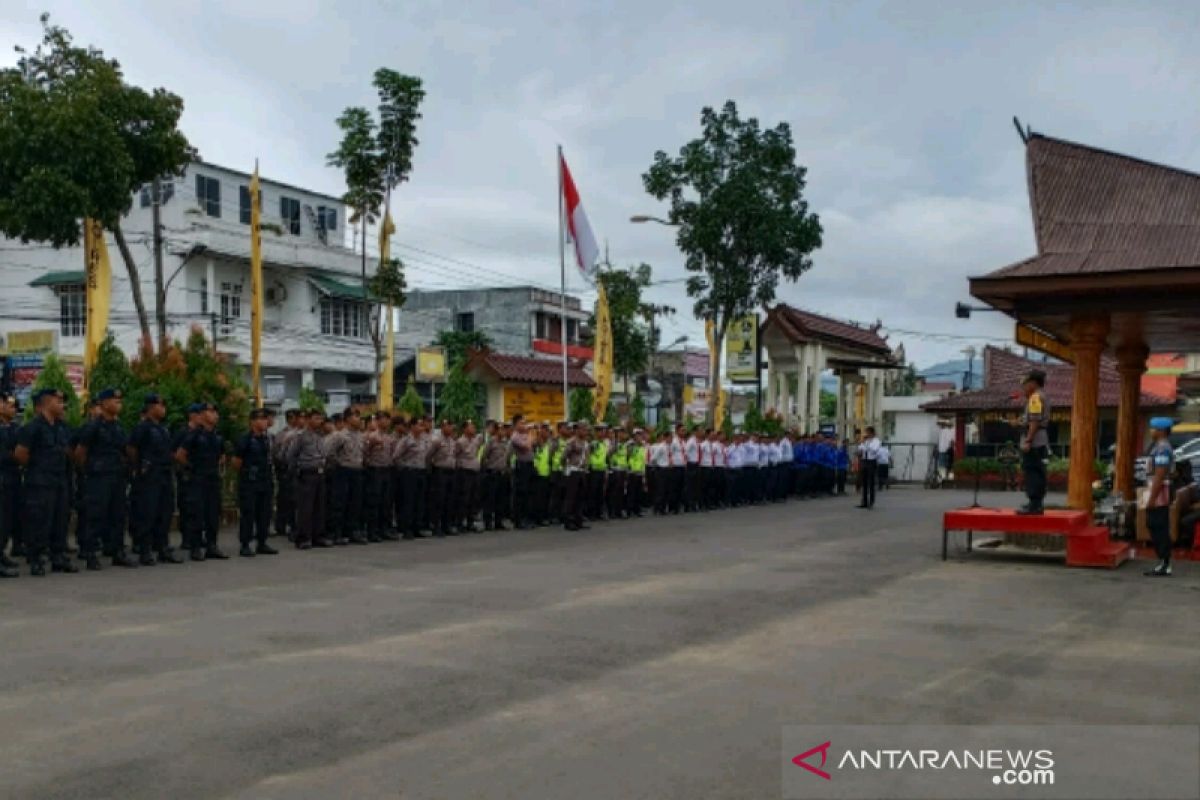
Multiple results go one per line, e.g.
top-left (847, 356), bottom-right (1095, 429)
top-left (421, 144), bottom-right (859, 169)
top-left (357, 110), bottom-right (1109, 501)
top-left (82, 218), bottom-right (112, 395)
top-left (378, 210), bottom-right (397, 410)
top-left (592, 283), bottom-right (613, 419)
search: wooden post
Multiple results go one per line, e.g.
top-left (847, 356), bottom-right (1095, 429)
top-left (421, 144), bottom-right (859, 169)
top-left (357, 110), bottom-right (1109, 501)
top-left (1067, 314), bottom-right (1110, 511)
top-left (1114, 344), bottom-right (1148, 501)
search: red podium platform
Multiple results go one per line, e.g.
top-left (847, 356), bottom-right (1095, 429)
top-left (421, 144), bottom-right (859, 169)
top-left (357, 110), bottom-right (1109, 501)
top-left (942, 507), bottom-right (1132, 569)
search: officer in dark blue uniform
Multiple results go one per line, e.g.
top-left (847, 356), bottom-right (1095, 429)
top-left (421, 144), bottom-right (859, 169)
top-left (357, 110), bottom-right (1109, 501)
top-left (74, 388), bottom-right (137, 570)
top-left (234, 408), bottom-right (278, 557)
top-left (127, 393), bottom-right (184, 565)
top-left (0, 391), bottom-right (22, 577)
top-left (14, 388), bottom-right (78, 576)
top-left (175, 402), bottom-right (228, 561)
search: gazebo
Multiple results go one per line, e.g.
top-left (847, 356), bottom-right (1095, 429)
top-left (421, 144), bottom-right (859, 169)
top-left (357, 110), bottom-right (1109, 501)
top-left (968, 133), bottom-right (1200, 512)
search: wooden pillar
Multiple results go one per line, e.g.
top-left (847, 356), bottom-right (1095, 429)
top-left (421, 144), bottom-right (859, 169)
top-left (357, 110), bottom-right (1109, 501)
top-left (1114, 344), bottom-right (1148, 501)
top-left (1067, 314), bottom-right (1111, 511)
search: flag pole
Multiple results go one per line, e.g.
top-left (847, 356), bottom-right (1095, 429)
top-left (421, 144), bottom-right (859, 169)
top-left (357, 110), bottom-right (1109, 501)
top-left (558, 144), bottom-right (569, 420)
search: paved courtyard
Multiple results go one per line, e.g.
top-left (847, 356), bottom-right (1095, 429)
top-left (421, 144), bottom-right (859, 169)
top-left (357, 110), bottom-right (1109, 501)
top-left (1, 488), bottom-right (1197, 799)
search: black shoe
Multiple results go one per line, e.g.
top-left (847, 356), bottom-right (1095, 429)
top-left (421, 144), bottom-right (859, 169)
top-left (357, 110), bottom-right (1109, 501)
top-left (366, 534), bottom-right (382, 543)
top-left (239, 544), bottom-right (256, 558)
top-left (434, 531), bottom-right (446, 538)
top-left (158, 549), bottom-right (184, 564)
top-left (52, 557), bottom-right (80, 574)
top-left (0, 553), bottom-right (17, 569)
top-left (334, 537), bottom-right (350, 546)
top-left (402, 533), bottom-right (415, 541)
top-left (577, 523), bottom-right (591, 531)
top-left (296, 541), bottom-right (313, 550)
top-left (350, 535), bottom-right (369, 545)
top-left (29, 559), bottom-right (45, 577)
top-left (381, 531), bottom-right (400, 541)
top-left (494, 523), bottom-right (509, 531)
top-left (111, 550), bottom-right (139, 568)
top-left (102, 547), bottom-right (116, 559)
top-left (256, 542), bottom-right (279, 555)
top-left (1015, 505), bottom-right (1044, 516)
top-left (315, 538), bottom-right (334, 548)
top-left (139, 551), bottom-right (157, 567)
top-left (205, 547), bottom-right (230, 560)
top-left (85, 554), bottom-right (103, 571)
top-left (191, 548), bottom-right (207, 562)
top-left (564, 524), bottom-right (579, 531)
top-left (1144, 563), bottom-right (1172, 577)
top-left (0, 564), bottom-right (17, 578)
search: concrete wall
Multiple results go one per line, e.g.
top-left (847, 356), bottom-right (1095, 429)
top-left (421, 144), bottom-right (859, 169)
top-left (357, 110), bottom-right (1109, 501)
top-left (397, 287), bottom-right (589, 356)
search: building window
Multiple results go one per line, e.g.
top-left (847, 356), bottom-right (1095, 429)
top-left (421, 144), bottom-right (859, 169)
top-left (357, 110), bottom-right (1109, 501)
top-left (140, 185), bottom-right (152, 208)
top-left (567, 319), bottom-right (577, 344)
top-left (59, 285), bottom-right (85, 338)
top-left (280, 196), bottom-right (301, 235)
top-left (320, 298), bottom-right (365, 339)
top-left (200, 277), bottom-right (208, 314)
top-left (239, 185), bottom-right (251, 225)
top-left (220, 281), bottom-right (242, 324)
top-left (317, 206), bottom-right (337, 231)
top-left (456, 311), bottom-right (475, 333)
top-left (139, 180), bottom-right (174, 208)
top-left (195, 174), bottom-right (221, 218)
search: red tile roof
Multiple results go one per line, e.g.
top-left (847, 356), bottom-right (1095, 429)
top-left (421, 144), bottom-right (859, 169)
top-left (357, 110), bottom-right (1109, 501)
top-left (466, 351), bottom-right (594, 388)
top-left (764, 304), bottom-right (892, 356)
top-left (921, 346), bottom-right (1173, 412)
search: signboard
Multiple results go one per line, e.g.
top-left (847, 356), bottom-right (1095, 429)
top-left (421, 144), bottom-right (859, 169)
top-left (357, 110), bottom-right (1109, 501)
top-left (0, 329), bottom-right (56, 357)
top-left (502, 385), bottom-right (564, 423)
top-left (7, 354), bottom-right (44, 408)
top-left (63, 357), bottom-right (84, 396)
top-left (725, 315), bottom-right (758, 383)
top-left (1015, 323), bottom-right (1073, 365)
top-left (684, 385), bottom-right (711, 421)
top-left (416, 347), bottom-right (447, 382)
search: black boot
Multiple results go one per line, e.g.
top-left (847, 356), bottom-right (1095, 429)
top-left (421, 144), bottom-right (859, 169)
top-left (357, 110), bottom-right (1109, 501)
top-left (158, 548), bottom-right (184, 564)
top-left (239, 543), bottom-right (256, 557)
top-left (256, 541), bottom-right (279, 555)
top-left (85, 553), bottom-right (103, 571)
top-left (205, 546), bottom-right (230, 560)
top-left (52, 556), bottom-right (80, 574)
top-left (139, 550), bottom-right (157, 567)
top-left (190, 548), bottom-right (207, 562)
top-left (29, 559), bottom-right (45, 577)
top-left (111, 550), bottom-right (139, 568)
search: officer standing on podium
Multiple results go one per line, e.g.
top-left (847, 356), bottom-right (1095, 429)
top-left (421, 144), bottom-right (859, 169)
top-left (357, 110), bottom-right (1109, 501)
top-left (1017, 369), bottom-right (1049, 516)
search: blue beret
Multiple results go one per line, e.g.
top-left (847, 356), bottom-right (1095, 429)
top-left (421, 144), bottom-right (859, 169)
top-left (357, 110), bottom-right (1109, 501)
top-left (95, 388), bottom-right (122, 401)
top-left (32, 388), bottom-right (63, 403)
top-left (142, 393), bottom-right (164, 408)
top-left (1150, 417), bottom-right (1174, 431)
top-left (186, 403), bottom-right (203, 415)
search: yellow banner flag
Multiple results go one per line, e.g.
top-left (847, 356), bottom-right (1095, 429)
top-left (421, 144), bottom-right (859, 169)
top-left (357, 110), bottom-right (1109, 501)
top-left (592, 282), bottom-right (613, 419)
top-left (249, 164), bottom-right (264, 408)
top-left (82, 218), bottom-right (112, 395)
top-left (378, 210), bottom-right (397, 410)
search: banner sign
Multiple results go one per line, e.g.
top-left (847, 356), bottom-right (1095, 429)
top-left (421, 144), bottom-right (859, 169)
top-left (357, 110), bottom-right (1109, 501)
top-left (416, 347), bottom-right (447, 383)
top-left (502, 386), bottom-right (564, 423)
top-left (726, 315), bottom-right (759, 383)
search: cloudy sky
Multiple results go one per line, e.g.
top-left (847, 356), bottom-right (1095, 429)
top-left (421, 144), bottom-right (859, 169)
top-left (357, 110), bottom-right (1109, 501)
top-left (4, 0), bottom-right (1200, 368)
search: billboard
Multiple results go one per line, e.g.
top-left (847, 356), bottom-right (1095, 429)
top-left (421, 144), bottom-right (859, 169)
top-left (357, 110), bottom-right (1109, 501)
top-left (725, 315), bottom-right (759, 383)
top-left (416, 347), bottom-right (447, 382)
top-left (502, 386), bottom-right (564, 423)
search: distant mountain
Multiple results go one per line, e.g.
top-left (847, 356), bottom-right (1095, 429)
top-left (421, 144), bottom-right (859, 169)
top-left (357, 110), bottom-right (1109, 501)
top-left (918, 359), bottom-right (983, 390)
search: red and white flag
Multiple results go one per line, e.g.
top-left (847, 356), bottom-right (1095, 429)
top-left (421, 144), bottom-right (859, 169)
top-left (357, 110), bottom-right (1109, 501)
top-left (560, 152), bottom-right (599, 282)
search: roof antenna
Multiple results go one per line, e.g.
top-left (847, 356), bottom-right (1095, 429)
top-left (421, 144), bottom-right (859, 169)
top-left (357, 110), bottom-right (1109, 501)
top-left (1012, 116), bottom-right (1029, 144)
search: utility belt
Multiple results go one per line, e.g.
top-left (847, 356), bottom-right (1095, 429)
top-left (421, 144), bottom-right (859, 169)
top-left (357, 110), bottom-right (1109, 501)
top-left (297, 466), bottom-right (324, 477)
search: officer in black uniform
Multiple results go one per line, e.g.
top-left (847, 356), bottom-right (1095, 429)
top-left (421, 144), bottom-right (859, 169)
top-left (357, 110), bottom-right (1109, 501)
top-left (127, 393), bottom-right (184, 565)
top-left (74, 388), bottom-right (137, 569)
top-left (14, 388), bottom-right (78, 576)
top-left (234, 408), bottom-right (278, 557)
top-left (175, 402), bottom-right (228, 561)
top-left (0, 391), bottom-right (22, 577)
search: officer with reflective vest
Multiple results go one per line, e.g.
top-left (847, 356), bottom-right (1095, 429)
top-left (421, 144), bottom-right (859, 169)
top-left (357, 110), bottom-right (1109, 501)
top-left (1017, 369), bottom-right (1049, 516)
top-left (626, 428), bottom-right (648, 517)
top-left (1144, 417), bottom-right (1176, 578)
top-left (587, 424), bottom-right (609, 520)
top-left (607, 428), bottom-right (629, 519)
top-left (547, 422), bottom-right (568, 524)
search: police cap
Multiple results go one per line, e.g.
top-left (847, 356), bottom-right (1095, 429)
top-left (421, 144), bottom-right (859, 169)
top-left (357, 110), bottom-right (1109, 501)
top-left (249, 408), bottom-right (270, 421)
top-left (1023, 369), bottom-right (1046, 387)
top-left (96, 387), bottom-right (122, 402)
top-left (32, 388), bottom-right (63, 404)
top-left (1150, 417), bottom-right (1174, 431)
top-left (142, 392), bottom-right (164, 409)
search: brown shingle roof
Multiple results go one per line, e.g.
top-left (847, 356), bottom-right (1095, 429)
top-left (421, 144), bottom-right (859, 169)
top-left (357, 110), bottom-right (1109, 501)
top-left (979, 135), bottom-right (1200, 280)
top-left (920, 346), bottom-right (1173, 412)
top-left (466, 351), bottom-right (594, 388)
top-left (764, 304), bottom-right (892, 356)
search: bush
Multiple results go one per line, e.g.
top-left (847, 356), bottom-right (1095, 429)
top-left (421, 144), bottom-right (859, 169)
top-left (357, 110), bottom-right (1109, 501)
top-left (569, 388), bottom-right (595, 423)
top-left (397, 377), bottom-right (425, 421)
top-left (631, 395), bottom-right (646, 427)
top-left (26, 353), bottom-right (82, 426)
top-left (298, 386), bottom-right (325, 413)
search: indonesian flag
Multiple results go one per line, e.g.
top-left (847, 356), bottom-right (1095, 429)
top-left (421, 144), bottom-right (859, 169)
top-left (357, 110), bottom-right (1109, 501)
top-left (561, 152), bottom-right (599, 282)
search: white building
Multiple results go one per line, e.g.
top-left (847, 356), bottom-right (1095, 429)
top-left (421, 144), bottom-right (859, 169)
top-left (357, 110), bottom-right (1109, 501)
top-left (0, 161), bottom-right (375, 406)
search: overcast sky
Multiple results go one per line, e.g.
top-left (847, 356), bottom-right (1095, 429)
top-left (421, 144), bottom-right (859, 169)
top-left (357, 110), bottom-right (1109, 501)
top-left (4, 0), bottom-right (1200, 368)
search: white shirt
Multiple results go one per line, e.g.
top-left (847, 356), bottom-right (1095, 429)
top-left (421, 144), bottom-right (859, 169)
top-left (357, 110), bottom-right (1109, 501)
top-left (937, 427), bottom-right (955, 454)
top-left (712, 442), bottom-right (726, 468)
top-left (766, 442), bottom-right (780, 465)
top-left (669, 437), bottom-right (685, 467)
top-left (742, 441), bottom-right (758, 467)
top-left (650, 442), bottom-right (670, 468)
top-left (858, 437), bottom-right (882, 461)
top-left (877, 445), bottom-right (891, 466)
top-left (758, 443), bottom-right (770, 467)
top-left (778, 437), bottom-right (793, 463)
top-left (684, 435), bottom-right (700, 464)
top-left (726, 444), bottom-right (743, 469)
top-left (699, 440), bottom-right (713, 467)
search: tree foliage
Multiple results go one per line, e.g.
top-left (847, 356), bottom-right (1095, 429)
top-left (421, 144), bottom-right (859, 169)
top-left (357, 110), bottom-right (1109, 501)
top-left (435, 329), bottom-right (492, 369)
top-left (298, 386), bottom-right (325, 413)
top-left (371, 256), bottom-right (408, 309)
top-left (819, 389), bottom-right (837, 421)
top-left (888, 364), bottom-right (919, 397)
top-left (630, 395), bottom-right (646, 427)
top-left (397, 376), bottom-right (425, 421)
top-left (26, 353), bottom-right (82, 426)
top-left (642, 100), bottom-right (823, 417)
top-left (374, 69), bottom-right (425, 194)
top-left (437, 362), bottom-right (480, 426)
top-left (569, 388), bottom-right (595, 423)
top-left (593, 263), bottom-right (655, 389)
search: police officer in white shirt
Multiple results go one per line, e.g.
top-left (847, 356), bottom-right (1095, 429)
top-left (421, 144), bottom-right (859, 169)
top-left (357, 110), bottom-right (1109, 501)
top-left (778, 432), bottom-right (794, 499)
top-left (698, 432), bottom-right (713, 510)
top-left (876, 442), bottom-right (891, 491)
top-left (725, 433), bottom-right (743, 506)
top-left (669, 426), bottom-right (687, 514)
top-left (684, 428), bottom-right (701, 512)
top-left (857, 426), bottom-right (882, 509)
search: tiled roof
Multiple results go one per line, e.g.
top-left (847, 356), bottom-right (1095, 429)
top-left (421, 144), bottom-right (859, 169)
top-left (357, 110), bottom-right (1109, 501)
top-left (979, 135), bottom-right (1200, 280)
top-left (920, 346), bottom-right (1173, 412)
top-left (467, 351), bottom-right (594, 388)
top-left (764, 304), bottom-right (892, 356)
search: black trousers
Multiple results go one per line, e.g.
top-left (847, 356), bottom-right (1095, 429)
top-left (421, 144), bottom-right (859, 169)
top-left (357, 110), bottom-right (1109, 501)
top-left (457, 469), bottom-right (481, 529)
top-left (274, 464), bottom-right (294, 536)
top-left (860, 460), bottom-right (877, 508)
top-left (131, 470), bottom-right (174, 554)
top-left (513, 461), bottom-right (534, 525)
top-left (430, 467), bottom-right (456, 534)
top-left (1148, 506), bottom-right (1172, 562)
top-left (547, 473), bottom-right (565, 522)
top-left (653, 467), bottom-right (669, 513)
top-left (402, 468), bottom-right (427, 535)
top-left (563, 471), bottom-right (586, 528)
top-left (82, 471), bottom-right (129, 556)
top-left (626, 472), bottom-right (644, 515)
top-left (684, 464), bottom-right (702, 511)
top-left (834, 468), bottom-right (846, 495)
top-left (725, 470), bottom-right (737, 507)
top-left (23, 481), bottom-right (68, 562)
top-left (1022, 446), bottom-right (1048, 509)
top-left (183, 473), bottom-right (222, 551)
top-left (238, 481), bottom-right (273, 545)
top-left (668, 467), bottom-right (685, 512)
top-left (481, 470), bottom-right (506, 527)
top-left (0, 469), bottom-right (23, 554)
top-left (332, 467), bottom-right (364, 538)
top-left (606, 471), bottom-right (626, 518)
top-left (530, 474), bottom-right (549, 523)
top-left (365, 467), bottom-right (392, 536)
top-left (392, 468), bottom-right (406, 532)
top-left (587, 470), bottom-right (606, 518)
top-left (294, 470), bottom-right (327, 545)
top-left (877, 464), bottom-right (890, 490)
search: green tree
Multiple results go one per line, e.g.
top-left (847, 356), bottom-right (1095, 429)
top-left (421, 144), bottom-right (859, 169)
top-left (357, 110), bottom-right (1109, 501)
top-left (654, 413), bottom-right (672, 437)
top-left (371, 257), bottom-right (408, 309)
top-left (435, 329), bottom-right (492, 369)
top-left (437, 362), bottom-right (479, 426)
top-left (594, 264), bottom-right (654, 396)
top-left (603, 401), bottom-right (619, 427)
top-left (298, 386), bottom-right (325, 413)
top-left (888, 364), bottom-right (918, 397)
top-left (87, 331), bottom-right (140, 427)
top-left (0, 15), bottom-right (195, 351)
top-left (819, 389), bottom-right (837, 421)
top-left (569, 388), bottom-right (595, 423)
top-left (180, 327), bottom-right (251, 443)
top-left (743, 402), bottom-right (764, 435)
top-left (721, 414), bottom-right (734, 438)
top-left (630, 395), bottom-right (647, 427)
top-left (397, 376), bottom-right (426, 420)
top-left (642, 100), bottom-right (823, 420)
top-left (26, 353), bottom-right (82, 426)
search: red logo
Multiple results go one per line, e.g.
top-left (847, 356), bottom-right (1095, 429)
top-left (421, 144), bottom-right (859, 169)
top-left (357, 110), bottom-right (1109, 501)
top-left (792, 741), bottom-right (832, 780)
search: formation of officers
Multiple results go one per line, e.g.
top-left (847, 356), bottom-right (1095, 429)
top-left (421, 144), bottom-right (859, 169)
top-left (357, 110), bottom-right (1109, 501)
top-left (0, 384), bottom-right (862, 579)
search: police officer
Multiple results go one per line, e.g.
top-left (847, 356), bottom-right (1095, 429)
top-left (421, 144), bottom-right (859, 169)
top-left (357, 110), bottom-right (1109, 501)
top-left (428, 419), bottom-right (458, 537)
top-left (586, 424), bottom-right (609, 520)
top-left (509, 415), bottom-right (535, 529)
top-left (626, 428), bottom-right (648, 517)
top-left (531, 425), bottom-right (552, 526)
top-left (326, 409), bottom-right (367, 545)
top-left (364, 413), bottom-right (398, 542)
top-left (0, 392), bottom-right (22, 577)
top-left (562, 423), bottom-right (589, 531)
top-left (74, 388), bottom-right (137, 569)
top-left (547, 422), bottom-right (568, 524)
top-left (607, 428), bottom-right (629, 519)
top-left (175, 402), bottom-right (228, 560)
top-left (273, 408), bottom-right (303, 541)
top-left (1144, 417), bottom-right (1176, 577)
top-left (455, 419), bottom-right (483, 533)
top-left (480, 421), bottom-right (509, 531)
top-left (233, 408), bottom-right (278, 557)
top-left (1017, 369), bottom-right (1049, 516)
top-left (284, 410), bottom-right (330, 549)
top-left (127, 393), bottom-right (184, 565)
top-left (14, 388), bottom-right (78, 576)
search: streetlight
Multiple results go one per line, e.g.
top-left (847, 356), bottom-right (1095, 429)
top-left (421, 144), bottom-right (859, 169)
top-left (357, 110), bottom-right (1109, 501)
top-left (630, 214), bottom-right (674, 226)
